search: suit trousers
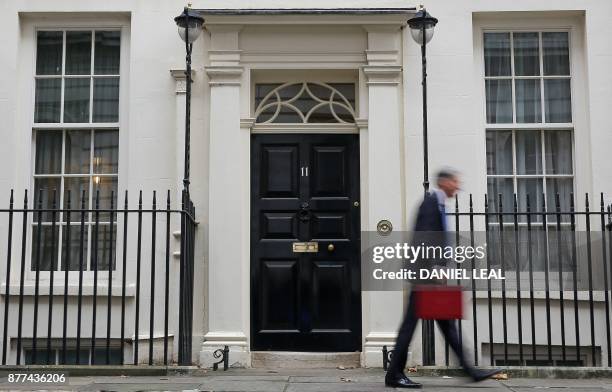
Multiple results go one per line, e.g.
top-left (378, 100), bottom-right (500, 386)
top-left (387, 290), bottom-right (471, 376)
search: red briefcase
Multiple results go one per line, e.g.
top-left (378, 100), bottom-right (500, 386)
top-left (414, 285), bottom-right (463, 320)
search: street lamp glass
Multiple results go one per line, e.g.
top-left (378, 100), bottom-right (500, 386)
top-left (174, 7), bottom-right (204, 44)
top-left (407, 9), bottom-right (438, 45)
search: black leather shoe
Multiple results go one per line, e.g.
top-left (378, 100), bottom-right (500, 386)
top-left (385, 375), bottom-right (423, 389)
top-left (468, 368), bottom-right (503, 382)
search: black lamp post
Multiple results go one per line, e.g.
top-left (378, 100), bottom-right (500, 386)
top-left (174, 5), bottom-right (204, 195)
top-left (408, 7), bottom-right (438, 367)
top-left (174, 4), bottom-right (203, 366)
top-left (408, 7), bottom-right (438, 194)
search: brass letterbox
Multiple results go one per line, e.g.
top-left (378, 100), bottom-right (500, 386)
top-left (292, 242), bottom-right (319, 253)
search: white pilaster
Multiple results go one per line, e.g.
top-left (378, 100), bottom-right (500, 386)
top-left (170, 69), bottom-right (196, 200)
top-left (361, 25), bottom-right (407, 367)
top-left (199, 26), bottom-right (250, 368)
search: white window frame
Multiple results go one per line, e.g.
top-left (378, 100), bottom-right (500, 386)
top-left (17, 15), bottom-right (130, 285)
top-left (483, 29), bottom-right (576, 217)
top-left (473, 14), bottom-right (590, 214)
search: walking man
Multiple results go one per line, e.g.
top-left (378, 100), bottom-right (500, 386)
top-left (385, 169), bottom-right (502, 388)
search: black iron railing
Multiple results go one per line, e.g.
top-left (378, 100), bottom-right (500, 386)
top-left (0, 189), bottom-right (196, 366)
top-left (439, 192), bottom-right (612, 367)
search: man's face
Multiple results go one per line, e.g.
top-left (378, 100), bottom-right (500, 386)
top-left (439, 176), bottom-right (461, 198)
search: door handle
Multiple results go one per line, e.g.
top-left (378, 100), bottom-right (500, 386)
top-left (327, 243), bottom-right (335, 252)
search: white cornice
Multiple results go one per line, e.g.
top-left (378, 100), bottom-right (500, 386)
top-left (205, 66), bottom-right (244, 86)
top-left (169, 69), bottom-right (196, 93)
top-left (251, 123), bottom-right (359, 134)
top-left (362, 65), bottom-right (402, 85)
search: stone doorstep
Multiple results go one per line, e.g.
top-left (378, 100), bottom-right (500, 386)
top-left (0, 365), bottom-right (612, 378)
top-left (251, 352), bottom-right (361, 369)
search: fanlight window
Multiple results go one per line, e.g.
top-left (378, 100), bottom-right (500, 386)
top-left (254, 82), bottom-right (356, 124)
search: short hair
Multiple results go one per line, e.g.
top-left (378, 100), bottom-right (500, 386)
top-left (436, 168), bottom-right (459, 185)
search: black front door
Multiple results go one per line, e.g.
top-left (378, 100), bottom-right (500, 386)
top-left (251, 134), bottom-right (361, 352)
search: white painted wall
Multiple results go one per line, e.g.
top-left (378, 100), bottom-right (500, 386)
top-left (0, 0), bottom-right (610, 367)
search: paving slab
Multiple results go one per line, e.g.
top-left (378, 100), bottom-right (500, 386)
top-left (0, 368), bottom-right (611, 391)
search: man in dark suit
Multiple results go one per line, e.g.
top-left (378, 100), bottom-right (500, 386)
top-left (385, 169), bottom-right (501, 389)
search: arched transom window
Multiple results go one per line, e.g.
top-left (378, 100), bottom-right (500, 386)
top-left (254, 82), bottom-right (356, 124)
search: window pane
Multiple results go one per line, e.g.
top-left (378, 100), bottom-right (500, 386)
top-left (92, 176), bottom-right (117, 221)
top-left (64, 349), bottom-right (89, 364)
top-left (61, 225), bottom-right (88, 271)
top-left (94, 31), bottom-right (121, 75)
top-left (63, 177), bottom-right (89, 211)
top-left (91, 177), bottom-right (117, 271)
top-left (516, 131), bottom-right (542, 175)
top-left (487, 177), bottom-right (514, 222)
top-left (329, 83), bottom-right (356, 104)
top-left (546, 178), bottom-right (573, 222)
top-left (548, 226), bottom-right (573, 271)
top-left (513, 32), bottom-right (540, 76)
top-left (517, 178), bottom-right (544, 222)
top-left (25, 349), bottom-right (56, 365)
top-left (64, 78), bottom-right (91, 123)
top-left (35, 132), bottom-right (63, 174)
top-left (65, 130), bottom-right (91, 174)
top-left (34, 178), bottom-right (61, 222)
top-left (544, 79), bottom-right (572, 123)
top-left (92, 77), bottom-right (119, 122)
top-left (486, 130), bottom-right (513, 175)
top-left (486, 79), bottom-right (513, 123)
top-left (92, 224), bottom-right (116, 271)
top-left (65, 31), bottom-right (92, 75)
top-left (484, 33), bottom-right (511, 76)
top-left (254, 83), bottom-right (281, 109)
top-left (94, 130), bottom-right (119, 173)
top-left (93, 348), bottom-right (122, 364)
top-left (543, 32), bottom-right (570, 76)
top-left (36, 31), bottom-right (62, 75)
top-left (34, 78), bottom-right (61, 123)
top-left (515, 79), bottom-right (541, 123)
top-left (545, 130), bottom-right (573, 174)
top-left (31, 225), bottom-right (59, 271)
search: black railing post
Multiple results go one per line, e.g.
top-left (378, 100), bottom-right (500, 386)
top-left (149, 191), bottom-right (156, 365)
top-left (599, 193), bottom-right (611, 367)
top-left (61, 191), bottom-right (71, 364)
top-left (46, 190), bottom-right (58, 364)
top-left (164, 190), bottom-right (171, 365)
top-left (134, 191), bottom-right (143, 365)
top-left (106, 191), bottom-right (115, 365)
top-left (555, 193), bottom-right (567, 362)
top-left (585, 194), bottom-right (596, 365)
top-left (468, 194), bottom-right (478, 365)
top-left (16, 191), bottom-right (28, 365)
top-left (2, 190), bottom-right (13, 365)
top-left (120, 190), bottom-right (128, 365)
top-left (178, 189), bottom-right (196, 366)
top-left (75, 190), bottom-right (86, 364)
top-left (91, 190), bottom-right (100, 364)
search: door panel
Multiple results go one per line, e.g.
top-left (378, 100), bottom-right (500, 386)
top-left (261, 144), bottom-right (300, 198)
top-left (251, 134), bottom-right (361, 352)
top-left (260, 259), bottom-right (299, 331)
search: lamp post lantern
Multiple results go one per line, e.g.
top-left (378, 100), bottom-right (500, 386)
top-left (174, 5), bottom-right (204, 195)
top-left (408, 7), bottom-right (438, 194)
top-left (408, 6), bottom-right (438, 367)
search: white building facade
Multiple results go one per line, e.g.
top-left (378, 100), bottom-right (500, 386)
top-left (0, 0), bottom-right (611, 368)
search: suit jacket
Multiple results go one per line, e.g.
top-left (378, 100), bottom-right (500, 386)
top-left (412, 192), bottom-right (449, 269)
top-left (415, 192), bottom-right (445, 232)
